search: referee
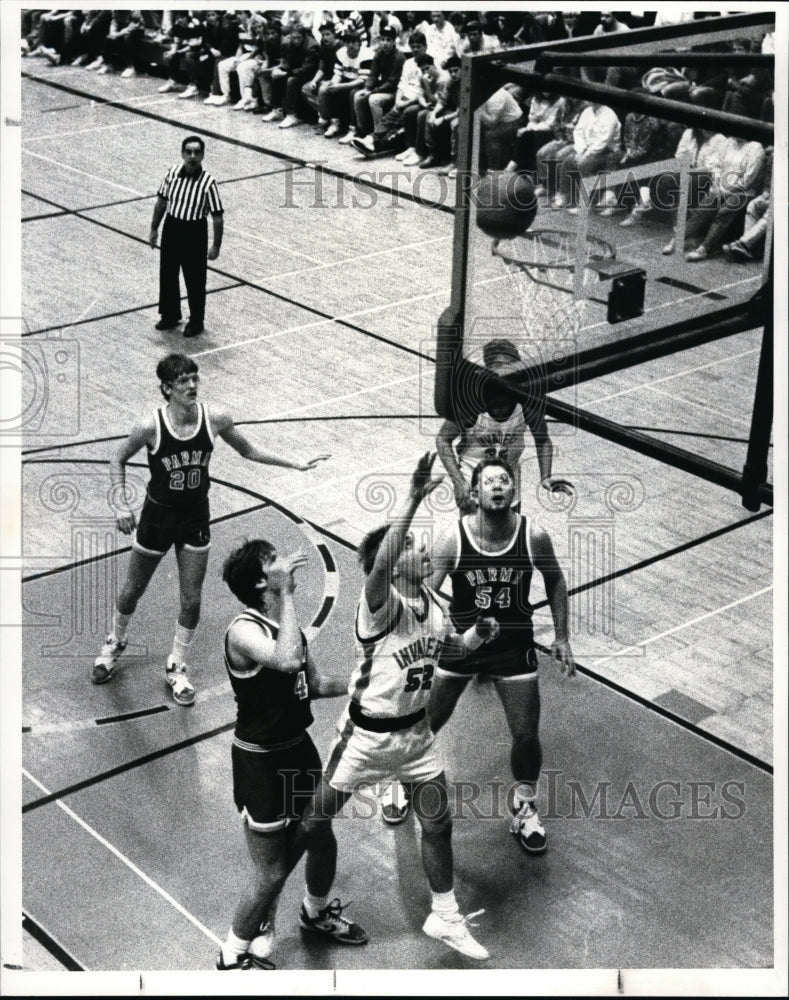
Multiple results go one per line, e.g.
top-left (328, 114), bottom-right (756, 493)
top-left (150, 136), bottom-right (224, 338)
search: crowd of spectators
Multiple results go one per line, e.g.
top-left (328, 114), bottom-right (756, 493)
top-left (22, 10), bottom-right (774, 262)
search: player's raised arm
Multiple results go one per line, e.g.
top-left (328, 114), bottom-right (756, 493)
top-left (525, 407), bottom-right (574, 498)
top-left (365, 451), bottom-right (442, 614)
top-left (530, 523), bottom-right (575, 676)
top-left (213, 410), bottom-right (330, 471)
top-left (435, 418), bottom-right (472, 510)
top-left (227, 552), bottom-right (308, 674)
top-left (110, 418), bottom-right (155, 534)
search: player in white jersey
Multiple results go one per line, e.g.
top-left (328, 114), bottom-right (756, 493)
top-left (436, 337), bottom-right (573, 511)
top-left (295, 453), bottom-right (498, 961)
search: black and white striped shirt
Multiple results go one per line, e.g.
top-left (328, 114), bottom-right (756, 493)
top-left (157, 165), bottom-right (223, 221)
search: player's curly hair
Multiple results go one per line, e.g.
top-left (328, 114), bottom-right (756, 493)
top-left (156, 353), bottom-right (198, 399)
top-left (358, 525), bottom-right (391, 576)
top-left (222, 539), bottom-right (277, 609)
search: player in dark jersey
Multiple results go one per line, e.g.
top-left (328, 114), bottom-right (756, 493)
top-left (427, 455), bottom-right (575, 853)
top-left (92, 353), bottom-right (329, 705)
top-left (217, 540), bottom-right (366, 970)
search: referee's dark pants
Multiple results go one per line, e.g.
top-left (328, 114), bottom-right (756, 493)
top-left (159, 215), bottom-right (208, 327)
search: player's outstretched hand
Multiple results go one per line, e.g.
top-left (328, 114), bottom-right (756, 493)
top-left (410, 451), bottom-right (444, 504)
top-left (267, 551), bottom-right (309, 595)
top-left (541, 476), bottom-right (575, 498)
top-left (116, 512), bottom-right (136, 535)
top-left (475, 616), bottom-right (500, 643)
top-left (296, 454), bottom-right (331, 471)
top-left (551, 638), bottom-right (575, 677)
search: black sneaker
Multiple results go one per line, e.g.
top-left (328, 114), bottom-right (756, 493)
top-left (216, 951), bottom-right (275, 970)
top-left (299, 898), bottom-right (368, 944)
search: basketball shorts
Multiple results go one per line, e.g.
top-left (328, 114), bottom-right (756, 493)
top-left (437, 641), bottom-right (539, 680)
top-left (232, 732), bottom-right (322, 833)
top-left (133, 495), bottom-right (210, 555)
top-left (324, 706), bottom-right (443, 791)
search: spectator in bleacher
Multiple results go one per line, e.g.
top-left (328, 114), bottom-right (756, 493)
top-left (456, 19), bottom-right (499, 56)
top-left (552, 101), bottom-right (621, 212)
top-left (478, 85), bottom-right (524, 173)
top-left (534, 98), bottom-right (586, 197)
top-left (240, 19), bottom-right (284, 115)
top-left (419, 53), bottom-right (461, 168)
top-left (658, 125), bottom-right (727, 255)
top-left (336, 10), bottom-right (368, 44)
top-left (74, 10), bottom-right (112, 69)
top-left (321, 31), bottom-right (373, 139)
top-left (98, 10), bottom-right (145, 78)
top-left (209, 13), bottom-right (261, 108)
top-left (351, 30), bottom-right (427, 156)
top-left (369, 10), bottom-right (402, 47)
top-left (158, 11), bottom-right (203, 95)
top-left (684, 135), bottom-right (766, 261)
top-left (350, 26), bottom-right (405, 147)
top-left (231, 15), bottom-right (271, 111)
top-left (617, 102), bottom-right (685, 225)
top-left (506, 91), bottom-right (566, 175)
top-left (396, 53), bottom-right (443, 166)
top-left (398, 10), bottom-right (424, 52)
top-left (25, 9), bottom-right (73, 63)
top-left (301, 21), bottom-right (342, 131)
top-left (419, 11), bottom-right (458, 68)
top-left (723, 188), bottom-right (771, 263)
top-left (269, 22), bottom-right (319, 129)
top-left (202, 11), bottom-right (242, 104)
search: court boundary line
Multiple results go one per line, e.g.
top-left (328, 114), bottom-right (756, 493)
top-left (21, 911), bottom-right (85, 972)
top-left (22, 770), bottom-right (222, 949)
top-left (22, 71), bottom-right (456, 216)
top-left (22, 723), bottom-right (235, 814)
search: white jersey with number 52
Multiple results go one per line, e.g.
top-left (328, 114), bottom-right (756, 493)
top-left (349, 585), bottom-right (451, 718)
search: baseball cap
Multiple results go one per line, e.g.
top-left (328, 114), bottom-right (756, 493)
top-left (379, 25), bottom-right (397, 39)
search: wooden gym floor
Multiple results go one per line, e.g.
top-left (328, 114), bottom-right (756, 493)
top-left (4, 56), bottom-right (783, 992)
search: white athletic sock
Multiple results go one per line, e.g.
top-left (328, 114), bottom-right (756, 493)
top-left (171, 622), bottom-right (196, 664)
top-left (303, 891), bottom-right (328, 919)
top-left (431, 888), bottom-right (460, 920)
top-left (113, 610), bottom-right (131, 643)
top-left (513, 782), bottom-right (537, 810)
top-left (221, 929), bottom-right (250, 964)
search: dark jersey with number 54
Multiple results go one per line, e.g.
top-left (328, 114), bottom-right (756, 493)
top-left (147, 403), bottom-right (214, 506)
top-left (449, 515), bottom-right (535, 653)
top-left (224, 609), bottom-right (314, 748)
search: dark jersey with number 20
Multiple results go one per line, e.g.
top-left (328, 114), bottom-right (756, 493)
top-left (449, 515), bottom-right (535, 654)
top-left (147, 403), bottom-right (213, 506)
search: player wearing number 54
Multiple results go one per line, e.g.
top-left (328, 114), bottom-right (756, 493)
top-left (92, 353), bottom-right (330, 706)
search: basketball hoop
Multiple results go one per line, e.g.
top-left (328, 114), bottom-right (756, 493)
top-left (492, 229), bottom-right (616, 341)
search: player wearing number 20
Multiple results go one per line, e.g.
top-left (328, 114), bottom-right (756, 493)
top-left (92, 353), bottom-right (329, 706)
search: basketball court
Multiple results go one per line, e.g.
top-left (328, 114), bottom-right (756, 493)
top-left (1, 9), bottom-right (785, 995)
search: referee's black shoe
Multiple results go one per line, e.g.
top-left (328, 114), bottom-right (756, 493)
top-left (155, 317), bottom-right (180, 331)
top-left (183, 322), bottom-right (204, 338)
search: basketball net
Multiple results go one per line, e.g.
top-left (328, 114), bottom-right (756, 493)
top-left (492, 230), bottom-right (615, 341)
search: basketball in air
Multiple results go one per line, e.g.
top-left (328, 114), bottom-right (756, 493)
top-left (475, 171), bottom-right (537, 239)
